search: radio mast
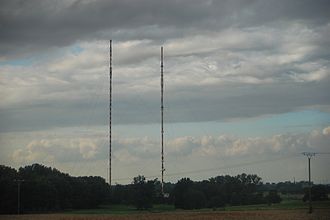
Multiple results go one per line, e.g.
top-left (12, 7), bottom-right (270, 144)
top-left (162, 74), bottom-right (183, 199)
top-left (160, 46), bottom-right (165, 195)
top-left (109, 40), bottom-right (112, 186)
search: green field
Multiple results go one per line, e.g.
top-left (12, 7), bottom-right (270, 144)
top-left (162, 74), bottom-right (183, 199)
top-left (64, 204), bottom-right (175, 215)
top-left (222, 200), bottom-right (330, 211)
top-left (63, 200), bottom-right (330, 215)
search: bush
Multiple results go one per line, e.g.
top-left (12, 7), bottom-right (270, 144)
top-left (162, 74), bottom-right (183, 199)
top-left (266, 190), bottom-right (282, 204)
top-left (303, 185), bottom-right (329, 202)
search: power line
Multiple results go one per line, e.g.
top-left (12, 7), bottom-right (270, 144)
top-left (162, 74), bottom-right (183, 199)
top-left (165, 154), bottom-right (299, 177)
top-left (301, 151), bottom-right (330, 214)
top-left (302, 152), bottom-right (314, 214)
top-left (112, 154), bottom-right (299, 182)
top-left (310, 152), bottom-right (330, 155)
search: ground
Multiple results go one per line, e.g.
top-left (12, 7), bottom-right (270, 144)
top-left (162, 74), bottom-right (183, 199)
top-left (1, 200), bottom-right (330, 220)
top-left (1, 209), bottom-right (330, 220)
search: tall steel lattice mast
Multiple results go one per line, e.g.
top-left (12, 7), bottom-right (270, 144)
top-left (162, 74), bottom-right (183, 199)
top-left (160, 46), bottom-right (165, 195)
top-left (109, 40), bottom-right (112, 186)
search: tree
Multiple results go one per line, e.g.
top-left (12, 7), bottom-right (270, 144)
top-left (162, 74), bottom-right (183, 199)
top-left (208, 195), bottom-right (226, 208)
top-left (0, 163), bottom-right (111, 213)
top-left (21, 178), bottom-right (58, 212)
top-left (173, 178), bottom-right (193, 209)
top-left (182, 189), bottom-right (206, 209)
top-left (132, 175), bottom-right (155, 210)
top-left (0, 165), bottom-right (18, 214)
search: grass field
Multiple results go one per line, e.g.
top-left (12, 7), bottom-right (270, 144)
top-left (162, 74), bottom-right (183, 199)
top-left (62, 200), bottom-right (330, 214)
top-left (222, 199), bottom-right (330, 211)
top-left (1, 201), bottom-right (329, 220)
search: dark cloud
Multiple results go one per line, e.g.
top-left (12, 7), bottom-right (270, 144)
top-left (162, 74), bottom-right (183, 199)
top-left (1, 79), bottom-right (329, 132)
top-left (0, 0), bottom-right (330, 132)
top-left (165, 80), bottom-right (330, 123)
top-left (1, 0), bottom-right (330, 59)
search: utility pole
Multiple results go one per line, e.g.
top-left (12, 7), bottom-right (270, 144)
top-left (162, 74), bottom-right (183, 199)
top-left (14, 179), bottom-right (24, 215)
top-left (109, 40), bottom-right (112, 186)
top-left (302, 152), bottom-right (315, 214)
top-left (160, 46), bottom-right (165, 196)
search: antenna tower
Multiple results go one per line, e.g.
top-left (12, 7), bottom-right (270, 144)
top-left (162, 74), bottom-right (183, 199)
top-left (109, 40), bottom-right (112, 186)
top-left (160, 46), bottom-right (165, 195)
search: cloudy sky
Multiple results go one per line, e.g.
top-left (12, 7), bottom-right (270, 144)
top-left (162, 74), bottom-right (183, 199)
top-left (1, 0), bottom-right (330, 184)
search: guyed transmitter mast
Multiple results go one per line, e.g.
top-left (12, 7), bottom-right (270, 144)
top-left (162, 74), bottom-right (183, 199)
top-left (160, 46), bottom-right (165, 196)
top-left (109, 40), bottom-right (112, 186)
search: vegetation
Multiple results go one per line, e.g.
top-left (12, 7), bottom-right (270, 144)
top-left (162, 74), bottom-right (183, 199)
top-left (303, 185), bottom-right (329, 202)
top-left (1, 163), bottom-right (329, 215)
top-left (131, 175), bottom-right (155, 210)
top-left (172, 174), bottom-right (278, 209)
top-left (0, 164), bottom-right (109, 214)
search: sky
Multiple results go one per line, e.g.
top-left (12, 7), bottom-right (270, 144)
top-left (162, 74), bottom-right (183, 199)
top-left (0, 0), bottom-right (330, 184)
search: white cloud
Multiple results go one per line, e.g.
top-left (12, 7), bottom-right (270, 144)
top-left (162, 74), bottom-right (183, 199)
top-left (12, 138), bottom-right (104, 164)
top-left (323, 126), bottom-right (330, 136)
top-left (78, 138), bottom-right (98, 159)
top-left (4, 125), bottom-right (329, 183)
top-left (114, 149), bottom-right (139, 164)
top-left (167, 136), bottom-right (199, 156)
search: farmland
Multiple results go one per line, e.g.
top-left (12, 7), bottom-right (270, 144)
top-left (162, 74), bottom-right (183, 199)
top-left (1, 209), bottom-right (330, 220)
top-left (1, 201), bottom-right (330, 220)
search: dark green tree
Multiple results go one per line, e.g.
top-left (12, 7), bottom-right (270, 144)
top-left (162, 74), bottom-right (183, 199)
top-left (182, 189), bottom-right (206, 209)
top-left (173, 178), bottom-right (193, 209)
top-left (132, 175), bottom-right (155, 210)
top-left (0, 165), bottom-right (18, 214)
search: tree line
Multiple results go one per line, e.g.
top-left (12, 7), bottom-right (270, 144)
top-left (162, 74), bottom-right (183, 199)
top-left (1, 164), bottom-right (329, 214)
top-left (0, 164), bottom-right (109, 214)
top-left (110, 174), bottom-right (282, 210)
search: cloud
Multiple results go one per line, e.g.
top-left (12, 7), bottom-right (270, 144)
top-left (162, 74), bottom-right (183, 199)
top-left (1, 0), bottom-right (330, 134)
top-left (1, 0), bottom-right (330, 184)
top-left (12, 126), bottom-right (330, 165)
top-left (1, 21), bottom-right (330, 132)
top-left (4, 125), bottom-right (328, 183)
top-left (167, 128), bottom-right (330, 159)
top-left (12, 138), bottom-right (105, 163)
top-left (323, 126), bottom-right (330, 135)
top-left (1, 0), bottom-right (330, 59)
top-left (167, 136), bottom-right (199, 156)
